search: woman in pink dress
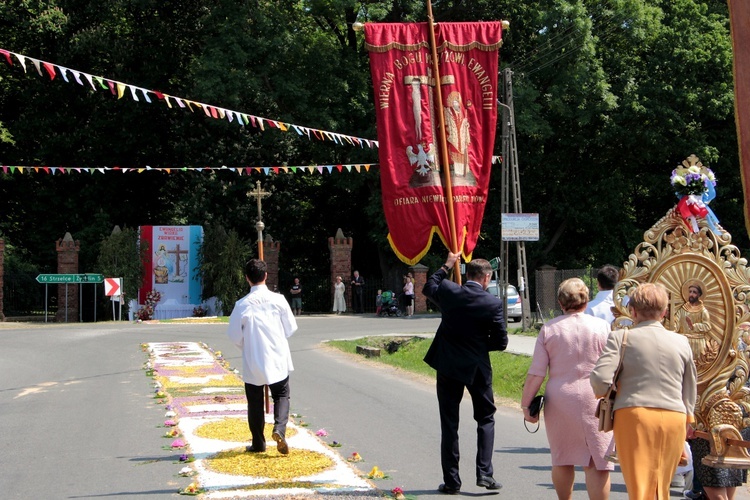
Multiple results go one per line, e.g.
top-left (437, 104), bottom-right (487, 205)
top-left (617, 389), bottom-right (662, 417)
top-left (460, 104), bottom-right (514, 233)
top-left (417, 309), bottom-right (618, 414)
top-left (521, 278), bottom-right (613, 500)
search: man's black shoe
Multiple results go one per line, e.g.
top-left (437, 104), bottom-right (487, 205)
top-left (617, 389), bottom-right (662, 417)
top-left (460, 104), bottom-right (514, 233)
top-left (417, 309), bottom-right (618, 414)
top-left (476, 476), bottom-right (502, 490)
top-left (245, 445), bottom-right (265, 453)
top-left (438, 483), bottom-right (460, 495)
top-left (272, 431), bottom-right (289, 455)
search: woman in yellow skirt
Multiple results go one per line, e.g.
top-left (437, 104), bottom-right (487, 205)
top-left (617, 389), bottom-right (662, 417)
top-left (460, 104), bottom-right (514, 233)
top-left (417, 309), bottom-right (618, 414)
top-left (591, 283), bottom-right (697, 499)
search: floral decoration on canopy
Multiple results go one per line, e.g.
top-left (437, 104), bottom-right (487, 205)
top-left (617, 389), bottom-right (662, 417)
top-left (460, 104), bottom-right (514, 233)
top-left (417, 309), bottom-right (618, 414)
top-left (670, 154), bottom-right (720, 234)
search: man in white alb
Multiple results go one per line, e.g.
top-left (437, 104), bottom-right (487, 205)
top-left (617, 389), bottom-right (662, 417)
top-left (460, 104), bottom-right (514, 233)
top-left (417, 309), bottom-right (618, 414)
top-left (227, 259), bottom-right (298, 454)
top-left (585, 265), bottom-right (619, 325)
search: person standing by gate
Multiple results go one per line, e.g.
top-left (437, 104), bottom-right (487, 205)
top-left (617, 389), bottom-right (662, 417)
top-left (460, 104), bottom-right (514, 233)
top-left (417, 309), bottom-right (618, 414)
top-left (351, 270), bottom-right (365, 313)
top-left (289, 277), bottom-right (302, 316)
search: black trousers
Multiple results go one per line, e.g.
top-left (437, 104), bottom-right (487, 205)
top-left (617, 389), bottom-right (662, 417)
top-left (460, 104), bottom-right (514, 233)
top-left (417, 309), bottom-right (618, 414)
top-left (244, 377), bottom-right (290, 451)
top-left (436, 368), bottom-right (496, 488)
top-left (353, 290), bottom-right (364, 313)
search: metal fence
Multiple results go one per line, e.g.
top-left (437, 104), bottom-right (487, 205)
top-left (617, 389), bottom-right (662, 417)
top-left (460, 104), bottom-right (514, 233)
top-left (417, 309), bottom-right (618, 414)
top-left (534, 267), bottom-right (599, 321)
top-left (3, 271), bottom-right (57, 317)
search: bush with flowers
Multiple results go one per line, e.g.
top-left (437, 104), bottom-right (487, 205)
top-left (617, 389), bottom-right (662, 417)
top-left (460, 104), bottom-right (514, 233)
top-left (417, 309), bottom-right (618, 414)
top-left (192, 305), bottom-right (207, 317)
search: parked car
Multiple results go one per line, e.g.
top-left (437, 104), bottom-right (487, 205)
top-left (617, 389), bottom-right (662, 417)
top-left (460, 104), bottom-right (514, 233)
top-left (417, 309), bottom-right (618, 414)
top-left (487, 282), bottom-right (522, 322)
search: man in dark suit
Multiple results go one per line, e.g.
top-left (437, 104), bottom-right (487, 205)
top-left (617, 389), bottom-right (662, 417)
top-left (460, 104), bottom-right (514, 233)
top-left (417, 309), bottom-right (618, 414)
top-left (351, 270), bottom-right (365, 313)
top-left (423, 252), bottom-right (508, 495)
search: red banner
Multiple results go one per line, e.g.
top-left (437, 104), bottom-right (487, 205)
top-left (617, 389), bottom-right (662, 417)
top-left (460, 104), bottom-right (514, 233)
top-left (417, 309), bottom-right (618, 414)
top-left (365, 22), bottom-right (502, 264)
top-left (729, 1), bottom-right (750, 237)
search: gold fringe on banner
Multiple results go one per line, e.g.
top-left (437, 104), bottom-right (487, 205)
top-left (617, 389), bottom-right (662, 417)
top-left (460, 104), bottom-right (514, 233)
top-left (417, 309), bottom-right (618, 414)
top-left (364, 41), bottom-right (429, 53)
top-left (365, 40), bottom-right (502, 53)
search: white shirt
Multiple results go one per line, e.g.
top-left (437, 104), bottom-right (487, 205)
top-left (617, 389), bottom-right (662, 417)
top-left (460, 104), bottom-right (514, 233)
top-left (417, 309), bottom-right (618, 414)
top-left (585, 290), bottom-right (614, 324)
top-left (227, 284), bottom-right (298, 386)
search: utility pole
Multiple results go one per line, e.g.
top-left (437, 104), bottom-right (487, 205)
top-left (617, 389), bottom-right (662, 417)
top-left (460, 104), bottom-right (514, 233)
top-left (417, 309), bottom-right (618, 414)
top-left (499, 68), bottom-right (532, 329)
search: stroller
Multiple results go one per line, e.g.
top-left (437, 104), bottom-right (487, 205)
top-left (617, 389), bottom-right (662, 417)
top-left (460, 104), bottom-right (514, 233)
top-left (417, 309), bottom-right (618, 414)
top-left (378, 290), bottom-right (402, 317)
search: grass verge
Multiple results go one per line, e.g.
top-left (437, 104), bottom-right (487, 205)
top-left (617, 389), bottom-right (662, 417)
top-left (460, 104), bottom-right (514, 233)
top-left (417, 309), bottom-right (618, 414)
top-left (326, 335), bottom-right (543, 403)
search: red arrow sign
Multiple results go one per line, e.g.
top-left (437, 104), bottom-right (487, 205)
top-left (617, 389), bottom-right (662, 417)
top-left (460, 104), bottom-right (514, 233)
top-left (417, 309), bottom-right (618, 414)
top-left (104, 278), bottom-right (121, 296)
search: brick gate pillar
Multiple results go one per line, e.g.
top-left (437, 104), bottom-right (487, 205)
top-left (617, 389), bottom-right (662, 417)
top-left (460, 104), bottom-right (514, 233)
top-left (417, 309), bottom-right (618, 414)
top-left (56, 232), bottom-right (80, 323)
top-left (328, 228), bottom-right (352, 311)
top-left (0, 238), bottom-right (5, 321)
top-left (263, 235), bottom-right (281, 293)
top-left (409, 263), bottom-right (429, 314)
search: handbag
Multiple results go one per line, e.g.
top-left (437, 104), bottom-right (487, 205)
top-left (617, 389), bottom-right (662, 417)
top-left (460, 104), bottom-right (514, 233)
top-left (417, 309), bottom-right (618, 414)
top-left (595, 329), bottom-right (628, 432)
top-left (523, 394), bottom-right (544, 433)
top-left (529, 394), bottom-right (544, 418)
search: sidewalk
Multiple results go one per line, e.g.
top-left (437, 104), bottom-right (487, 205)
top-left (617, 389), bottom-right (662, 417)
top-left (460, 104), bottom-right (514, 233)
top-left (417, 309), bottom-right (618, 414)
top-left (506, 332), bottom-right (537, 357)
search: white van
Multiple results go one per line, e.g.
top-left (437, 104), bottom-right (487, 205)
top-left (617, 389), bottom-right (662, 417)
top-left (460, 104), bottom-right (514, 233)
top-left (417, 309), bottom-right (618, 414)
top-left (487, 282), bottom-right (522, 322)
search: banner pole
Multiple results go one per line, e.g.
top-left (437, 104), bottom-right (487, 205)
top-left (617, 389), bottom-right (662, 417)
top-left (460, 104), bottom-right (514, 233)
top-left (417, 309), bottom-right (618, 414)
top-left (254, 218), bottom-right (269, 414)
top-left (426, 0), bottom-right (461, 283)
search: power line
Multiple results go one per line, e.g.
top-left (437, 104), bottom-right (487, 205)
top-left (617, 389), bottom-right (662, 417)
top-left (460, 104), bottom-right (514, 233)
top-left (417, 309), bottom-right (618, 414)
top-left (512, 0), bottom-right (622, 68)
top-left (508, 1), bottom-right (631, 79)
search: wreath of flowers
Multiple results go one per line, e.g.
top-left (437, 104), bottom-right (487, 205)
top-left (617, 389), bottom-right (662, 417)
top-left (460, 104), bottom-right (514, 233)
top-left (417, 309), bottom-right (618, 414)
top-left (136, 305), bottom-right (154, 321)
top-left (145, 289), bottom-right (162, 306)
top-left (136, 290), bottom-right (163, 320)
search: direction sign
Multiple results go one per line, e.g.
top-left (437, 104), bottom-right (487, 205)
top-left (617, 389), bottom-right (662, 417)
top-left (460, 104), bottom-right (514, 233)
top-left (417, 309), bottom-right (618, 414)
top-left (104, 278), bottom-right (121, 296)
top-left (36, 274), bottom-right (104, 284)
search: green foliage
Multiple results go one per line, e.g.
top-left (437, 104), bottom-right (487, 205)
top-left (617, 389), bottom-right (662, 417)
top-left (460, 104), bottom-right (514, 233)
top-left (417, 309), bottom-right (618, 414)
top-left (326, 335), bottom-right (535, 401)
top-left (1, 240), bottom-right (40, 315)
top-left (96, 225), bottom-right (145, 301)
top-left (198, 223), bottom-right (251, 315)
top-left (0, 0), bottom-right (744, 295)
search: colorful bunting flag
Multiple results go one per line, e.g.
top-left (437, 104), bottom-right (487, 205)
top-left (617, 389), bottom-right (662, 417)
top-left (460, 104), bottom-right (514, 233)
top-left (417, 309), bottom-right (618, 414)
top-left (0, 47), bottom-right (380, 151)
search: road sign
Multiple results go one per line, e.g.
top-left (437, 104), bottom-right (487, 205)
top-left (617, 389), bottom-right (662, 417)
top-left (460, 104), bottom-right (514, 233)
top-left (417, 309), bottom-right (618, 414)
top-left (36, 273), bottom-right (104, 284)
top-left (104, 278), bottom-right (121, 296)
top-left (501, 213), bottom-right (540, 241)
top-left (489, 257), bottom-right (500, 271)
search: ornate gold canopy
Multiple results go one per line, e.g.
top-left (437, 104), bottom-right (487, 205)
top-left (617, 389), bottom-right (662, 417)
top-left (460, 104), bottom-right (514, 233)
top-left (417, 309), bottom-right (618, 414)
top-left (614, 156), bottom-right (750, 467)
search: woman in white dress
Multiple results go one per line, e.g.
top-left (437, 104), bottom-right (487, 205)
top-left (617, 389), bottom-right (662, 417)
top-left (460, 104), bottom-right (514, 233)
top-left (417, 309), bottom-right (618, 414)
top-left (332, 276), bottom-right (346, 314)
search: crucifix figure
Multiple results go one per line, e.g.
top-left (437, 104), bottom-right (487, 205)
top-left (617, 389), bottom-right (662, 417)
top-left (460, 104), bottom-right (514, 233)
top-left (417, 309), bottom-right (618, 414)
top-left (247, 180), bottom-right (271, 260)
top-left (167, 244), bottom-right (189, 277)
top-left (247, 180), bottom-right (271, 223)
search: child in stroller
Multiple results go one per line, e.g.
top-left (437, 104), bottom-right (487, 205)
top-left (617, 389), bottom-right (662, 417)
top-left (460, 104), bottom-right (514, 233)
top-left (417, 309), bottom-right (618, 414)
top-left (378, 290), bottom-right (402, 317)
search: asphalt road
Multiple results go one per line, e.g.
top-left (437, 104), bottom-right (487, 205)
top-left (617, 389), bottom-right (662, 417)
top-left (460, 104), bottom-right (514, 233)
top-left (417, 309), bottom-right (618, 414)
top-left (1, 315), bottom-right (746, 499)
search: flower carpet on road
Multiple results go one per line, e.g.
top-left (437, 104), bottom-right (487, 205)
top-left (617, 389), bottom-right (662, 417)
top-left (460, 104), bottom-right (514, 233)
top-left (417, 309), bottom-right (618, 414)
top-left (144, 341), bottom-right (373, 497)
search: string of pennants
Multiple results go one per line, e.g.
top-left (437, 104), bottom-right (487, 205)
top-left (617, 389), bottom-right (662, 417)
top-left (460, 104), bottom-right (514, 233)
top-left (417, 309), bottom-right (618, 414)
top-left (0, 156), bottom-right (502, 176)
top-left (0, 164), bottom-right (379, 175)
top-left (0, 46), bottom-right (506, 175)
top-left (0, 47), bottom-right (378, 150)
